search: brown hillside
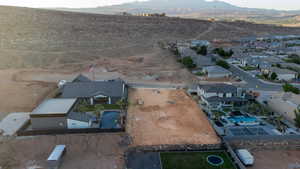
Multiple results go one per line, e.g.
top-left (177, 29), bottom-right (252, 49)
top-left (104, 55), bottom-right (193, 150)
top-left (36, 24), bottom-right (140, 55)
top-left (0, 6), bottom-right (300, 69)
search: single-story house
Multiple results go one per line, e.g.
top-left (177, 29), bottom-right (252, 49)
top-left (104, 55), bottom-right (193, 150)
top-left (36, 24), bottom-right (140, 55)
top-left (202, 66), bottom-right (232, 78)
top-left (268, 67), bottom-right (297, 81)
top-left (60, 76), bottom-right (127, 105)
top-left (30, 99), bottom-right (78, 130)
top-left (197, 84), bottom-right (248, 109)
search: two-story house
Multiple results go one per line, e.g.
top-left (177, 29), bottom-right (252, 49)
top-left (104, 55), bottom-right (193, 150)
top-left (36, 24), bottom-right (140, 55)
top-left (197, 84), bottom-right (248, 109)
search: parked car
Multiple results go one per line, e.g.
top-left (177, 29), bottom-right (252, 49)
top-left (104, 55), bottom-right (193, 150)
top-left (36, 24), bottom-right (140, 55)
top-left (236, 149), bottom-right (254, 166)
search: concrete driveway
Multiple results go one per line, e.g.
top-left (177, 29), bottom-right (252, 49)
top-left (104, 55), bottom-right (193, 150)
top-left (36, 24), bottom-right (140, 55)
top-left (0, 112), bottom-right (30, 136)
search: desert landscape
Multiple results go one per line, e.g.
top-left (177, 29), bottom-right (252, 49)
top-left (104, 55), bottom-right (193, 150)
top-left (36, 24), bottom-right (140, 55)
top-left (1, 5), bottom-right (300, 116)
top-left (126, 88), bottom-right (220, 146)
top-left (0, 134), bottom-right (125, 169)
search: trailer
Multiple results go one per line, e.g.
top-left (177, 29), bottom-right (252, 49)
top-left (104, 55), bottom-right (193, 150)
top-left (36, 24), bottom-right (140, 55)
top-left (47, 145), bottom-right (66, 169)
top-left (236, 149), bottom-right (254, 166)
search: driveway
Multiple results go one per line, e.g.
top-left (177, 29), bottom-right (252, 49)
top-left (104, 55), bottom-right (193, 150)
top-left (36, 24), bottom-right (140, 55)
top-left (0, 112), bottom-right (30, 136)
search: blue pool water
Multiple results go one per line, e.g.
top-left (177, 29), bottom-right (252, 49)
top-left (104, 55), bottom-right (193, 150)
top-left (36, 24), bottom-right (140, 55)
top-left (100, 111), bottom-right (121, 129)
top-left (228, 116), bottom-right (258, 124)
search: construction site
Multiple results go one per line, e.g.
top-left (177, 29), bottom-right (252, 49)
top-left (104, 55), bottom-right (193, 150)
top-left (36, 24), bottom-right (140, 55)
top-left (126, 88), bottom-right (220, 146)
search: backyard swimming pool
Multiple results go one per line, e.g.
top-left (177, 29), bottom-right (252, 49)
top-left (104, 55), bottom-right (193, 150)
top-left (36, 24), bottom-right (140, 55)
top-left (100, 111), bottom-right (121, 129)
top-left (228, 116), bottom-right (259, 125)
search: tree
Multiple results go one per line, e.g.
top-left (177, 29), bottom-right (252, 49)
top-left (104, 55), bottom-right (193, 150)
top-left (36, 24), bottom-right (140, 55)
top-left (213, 48), bottom-right (234, 58)
top-left (295, 108), bottom-right (300, 128)
top-left (282, 83), bottom-right (300, 94)
top-left (216, 60), bottom-right (230, 69)
top-left (197, 46), bottom-right (207, 55)
top-left (182, 56), bottom-right (196, 68)
top-left (270, 72), bottom-right (278, 80)
top-left (116, 98), bottom-right (128, 112)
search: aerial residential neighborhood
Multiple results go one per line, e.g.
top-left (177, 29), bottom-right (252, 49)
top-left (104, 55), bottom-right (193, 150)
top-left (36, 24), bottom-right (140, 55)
top-left (1, 1), bottom-right (300, 169)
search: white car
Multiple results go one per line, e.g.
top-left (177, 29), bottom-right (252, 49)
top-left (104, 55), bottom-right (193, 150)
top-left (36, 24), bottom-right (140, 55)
top-left (58, 80), bottom-right (67, 88)
top-left (236, 149), bottom-right (254, 166)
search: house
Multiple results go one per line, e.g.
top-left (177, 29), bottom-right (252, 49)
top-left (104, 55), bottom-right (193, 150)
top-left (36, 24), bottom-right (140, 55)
top-left (197, 84), bottom-right (248, 109)
top-left (267, 92), bottom-right (300, 123)
top-left (190, 40), bottom-right (210, 47)
top-left (67, 112), bottom-right (93, 129)
top-left (268, 67), bottom-right (297, 81)
top-left (178, 47), bottom-right (214, 68)
top-left (202, 66), bottom-right (232, 78)
top-left (61, 76), bottom-right (127, 105)
top-left (30, 99), bottom-right (78, 130)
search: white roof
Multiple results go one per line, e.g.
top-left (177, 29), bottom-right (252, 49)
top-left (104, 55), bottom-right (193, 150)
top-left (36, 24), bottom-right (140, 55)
top-left (237, 149), bottom-right (254, 160)
top-left (31, 99), bottom-right (77, 115)
top-left (47, 145), bottom-right (66, 161)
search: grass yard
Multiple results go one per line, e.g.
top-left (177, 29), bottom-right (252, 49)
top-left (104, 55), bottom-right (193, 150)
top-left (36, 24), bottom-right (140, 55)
top-left (160, 151), bottom-right (236, 169)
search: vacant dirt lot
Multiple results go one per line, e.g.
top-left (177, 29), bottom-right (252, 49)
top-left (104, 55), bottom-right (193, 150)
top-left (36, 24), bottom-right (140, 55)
top-left (127, 88), bottom-right (220, 146)
top-left (0, 69), bottom-right (56, 119)
top-left (0, 134), bottom-right (125, 169)
top-left (248, 150), bottom-right (300, 169)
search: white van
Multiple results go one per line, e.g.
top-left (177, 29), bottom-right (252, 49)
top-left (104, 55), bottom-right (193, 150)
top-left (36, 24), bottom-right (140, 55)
top-left (236, 149), bottom-right (254, 166)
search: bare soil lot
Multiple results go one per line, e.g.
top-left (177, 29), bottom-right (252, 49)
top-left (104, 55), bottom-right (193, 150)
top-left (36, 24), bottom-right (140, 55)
top-left (127, 88), bottom-right (220, 146)
top-left (0, 69), bottom-right (56, 119)
top-left (0, 134), bottom-right (125, 169)
top-left (248, 150), bottom-right (300, 169)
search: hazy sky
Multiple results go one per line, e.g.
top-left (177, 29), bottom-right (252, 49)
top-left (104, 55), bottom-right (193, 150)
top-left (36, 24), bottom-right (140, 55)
top-left (0, 0), bottom-right (299, 10)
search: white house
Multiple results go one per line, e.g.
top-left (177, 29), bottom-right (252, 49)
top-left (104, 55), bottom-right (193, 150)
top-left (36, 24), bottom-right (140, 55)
top-left (67, 112), bottom-right (92, 129)
top-left (269, 67), bottom-right (297, 81)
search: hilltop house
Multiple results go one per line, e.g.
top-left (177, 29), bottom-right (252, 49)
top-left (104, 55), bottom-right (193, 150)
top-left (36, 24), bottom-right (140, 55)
top-left (197, 84), bottom-right (248, 109)
top-left (60, 75), bottom-right (127, 105)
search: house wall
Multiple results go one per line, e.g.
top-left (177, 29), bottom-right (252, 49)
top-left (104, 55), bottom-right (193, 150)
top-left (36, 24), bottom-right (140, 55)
top-left (277, 74), bottom-right (296, 81)
top-left (268, 99), bottom-right (297, 122)
top-left (31, 116), bottom-right (67, 130)
top-left (67, 119), bottom-right (90, 129)
top-left (207, 72), bottom-right (232, 78)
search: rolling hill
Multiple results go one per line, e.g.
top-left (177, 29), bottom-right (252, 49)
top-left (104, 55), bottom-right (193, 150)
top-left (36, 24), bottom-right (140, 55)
top-left (1, 5), bottom-right (300, 69)
top-left (54, 0), bottom-right (300, 26)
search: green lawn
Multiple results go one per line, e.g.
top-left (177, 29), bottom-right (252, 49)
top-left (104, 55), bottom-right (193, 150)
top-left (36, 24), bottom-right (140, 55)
top-left (239, 66), bottom-right (257, 71)
top-left (160, 151), bottom-right (236, 169)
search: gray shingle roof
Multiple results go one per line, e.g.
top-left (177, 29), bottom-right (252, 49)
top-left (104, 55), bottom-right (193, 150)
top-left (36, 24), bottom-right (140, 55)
top-left (72, 74), bottom-right (91, 83)
top-left (198, 84), bottom-right (237, 93)
top-left (61, 79), bottom-right (125, 98)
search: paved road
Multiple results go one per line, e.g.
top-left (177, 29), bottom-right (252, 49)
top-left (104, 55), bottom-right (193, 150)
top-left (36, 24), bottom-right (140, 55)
top-left (228, 64), bottom-right (282, 91)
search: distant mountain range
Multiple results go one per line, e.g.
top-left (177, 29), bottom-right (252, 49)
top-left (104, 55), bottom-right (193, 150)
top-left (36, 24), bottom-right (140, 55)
top-left (54, 0), bottom-right (300, 26)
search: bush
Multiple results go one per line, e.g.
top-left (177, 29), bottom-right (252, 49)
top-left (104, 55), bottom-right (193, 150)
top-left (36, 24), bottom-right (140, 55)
top-left (190, 46), bottom-right (207, 55)
top-left (270, 72), bottom-right (278, 80)
top-left (216, 60), bottom-right (230, 69)
top-left (282, 83), bottom-right (300, 94)
top-left (213, 48), bottom-right (234, 58)
top-left (182, 57), bottom-right (196, 68)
